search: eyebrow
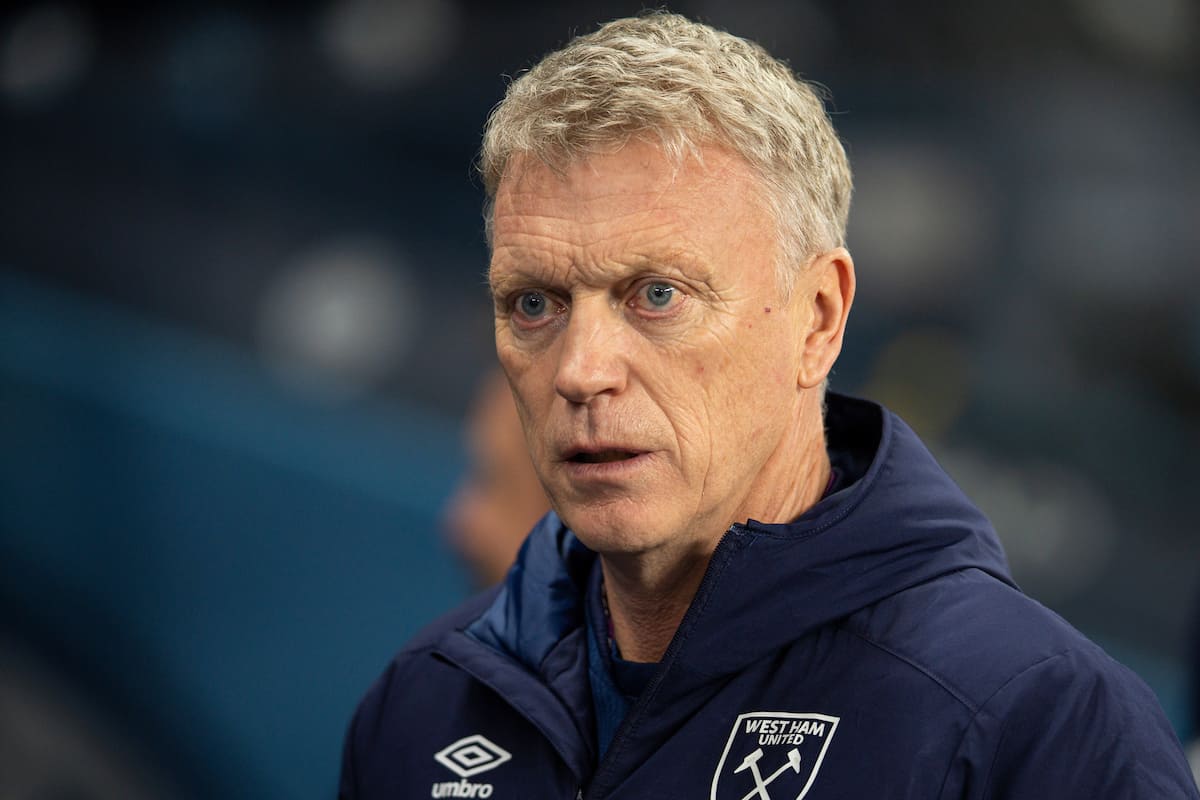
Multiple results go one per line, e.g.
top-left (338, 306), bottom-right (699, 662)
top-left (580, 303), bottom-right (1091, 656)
top-left (488, 247), bottom-right (711, 295)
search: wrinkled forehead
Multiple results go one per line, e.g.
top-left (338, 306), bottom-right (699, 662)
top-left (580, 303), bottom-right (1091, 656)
top-left (487, 140), bottom-right (783, 293)
top-left (490, 141), bottom-right (772, 227)
top-left (485, 130), bottom-right (748, 222)
top-left (490, 143), bottom-right (781, 268)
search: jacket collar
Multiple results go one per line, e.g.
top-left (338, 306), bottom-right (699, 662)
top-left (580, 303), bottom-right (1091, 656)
top-left (466, 393), bottom-right (1013, 682)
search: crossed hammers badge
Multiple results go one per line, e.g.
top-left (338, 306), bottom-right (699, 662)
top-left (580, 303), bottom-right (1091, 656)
top-left (733, 747), bottom-right (803, 800)
top-left (710, 712), bottom-right (840, 800)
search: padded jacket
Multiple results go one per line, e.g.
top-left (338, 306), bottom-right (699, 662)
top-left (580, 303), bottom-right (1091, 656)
top-left (340, 395), bottom-right (1199, 799)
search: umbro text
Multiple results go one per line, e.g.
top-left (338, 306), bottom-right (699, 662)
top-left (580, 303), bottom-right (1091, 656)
top-left (431, 778), bottom-right (494, 798)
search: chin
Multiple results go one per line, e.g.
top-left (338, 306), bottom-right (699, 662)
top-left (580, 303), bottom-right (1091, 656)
top-left (558, 504), bottom-right (674, 557)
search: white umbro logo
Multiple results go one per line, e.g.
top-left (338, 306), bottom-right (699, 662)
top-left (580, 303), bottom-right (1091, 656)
top-left (434, 734), bottom-right (512, 778)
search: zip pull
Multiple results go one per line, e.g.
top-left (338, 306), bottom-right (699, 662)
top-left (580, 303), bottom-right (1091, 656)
top-left (576, 791), bottom-right (583, 800)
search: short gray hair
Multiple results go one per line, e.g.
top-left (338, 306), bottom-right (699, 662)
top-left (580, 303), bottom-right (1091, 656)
top-left (480, 12), bottom-right (852, 291)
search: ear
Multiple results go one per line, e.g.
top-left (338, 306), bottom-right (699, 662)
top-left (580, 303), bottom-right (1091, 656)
top-left (797, 247), bottom-right (855, 389)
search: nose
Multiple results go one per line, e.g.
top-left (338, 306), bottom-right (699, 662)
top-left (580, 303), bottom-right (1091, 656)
top-left (553, 298), bottom-right (628, 404)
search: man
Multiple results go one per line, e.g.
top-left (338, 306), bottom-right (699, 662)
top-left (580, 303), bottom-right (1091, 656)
top-left (341, 13), bottom-right (1198, 799)
top-left (443, 368), bottom-right (550, 587)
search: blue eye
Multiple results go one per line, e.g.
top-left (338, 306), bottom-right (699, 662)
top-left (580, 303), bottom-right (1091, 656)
top-left (646, 284), bottom-right (673, 306)
top-left (638, 283), bottom-right (676, 309)
top-left (517, 292), bottom-right (547, 317)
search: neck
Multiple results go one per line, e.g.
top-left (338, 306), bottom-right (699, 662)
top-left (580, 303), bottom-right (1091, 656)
top-left (599, 547), bottom-right (708, 663)
top-left (601, 400), bottom-right (832, 663)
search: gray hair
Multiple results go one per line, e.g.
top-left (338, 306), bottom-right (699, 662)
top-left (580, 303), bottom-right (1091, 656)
top-left (480, 12), bottom-right (852, 291)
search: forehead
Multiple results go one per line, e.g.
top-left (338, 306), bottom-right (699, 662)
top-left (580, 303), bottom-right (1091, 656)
top-left (489, 141), bottom-right (775, 283)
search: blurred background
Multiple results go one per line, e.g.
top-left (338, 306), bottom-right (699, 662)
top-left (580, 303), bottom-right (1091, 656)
top-left (1, 0), bottom-right (1198, 796)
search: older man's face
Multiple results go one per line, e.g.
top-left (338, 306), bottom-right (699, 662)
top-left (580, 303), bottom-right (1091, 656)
top-left (489, 140), bottom-right (815, 559)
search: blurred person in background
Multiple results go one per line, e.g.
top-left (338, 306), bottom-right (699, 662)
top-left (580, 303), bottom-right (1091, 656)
top-left (443, 368), bottom-right (550, 587)
top-left (340, 12), bottom-right (1198, 799)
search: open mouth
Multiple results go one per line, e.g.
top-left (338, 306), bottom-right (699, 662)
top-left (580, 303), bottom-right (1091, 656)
top-left (569, 450), bottom-right (639, 464)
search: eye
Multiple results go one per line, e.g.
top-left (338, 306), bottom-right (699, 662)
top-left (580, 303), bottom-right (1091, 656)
top-left (509, 290), bottom-right (564, 329)
top-left (631, 282), bottom-right (683, 313)
top-left (517, 291), bottom-right (549, 318)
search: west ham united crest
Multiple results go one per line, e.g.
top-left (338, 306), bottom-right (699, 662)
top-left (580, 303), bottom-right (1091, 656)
top-left (710, 712), bottom-right (839, 800)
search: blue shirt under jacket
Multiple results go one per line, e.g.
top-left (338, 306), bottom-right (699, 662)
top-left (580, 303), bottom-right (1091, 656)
top-left (339, 394), bottom-right (1199, 800)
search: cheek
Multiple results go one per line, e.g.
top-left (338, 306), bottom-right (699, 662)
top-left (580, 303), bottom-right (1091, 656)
top-left (730, 315), bottom-right (799, 388)
top-left (645, 341), bottom-right (734, 453)
top-left (506, 391), bottom-right (544, 462)
top-left (500, 350), bottom-right (552, 426)
top-left (653, 385), bottom-right (713, 464)
top-left (495, 336), bottom-right (526, 376)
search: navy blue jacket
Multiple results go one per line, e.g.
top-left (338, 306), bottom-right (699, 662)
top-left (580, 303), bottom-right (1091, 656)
top-left (341, 396), bottom-right (1198, 799)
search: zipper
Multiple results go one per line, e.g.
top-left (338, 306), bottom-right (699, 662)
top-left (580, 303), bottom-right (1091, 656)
top-left (583, 525), bottom-right (746, 798)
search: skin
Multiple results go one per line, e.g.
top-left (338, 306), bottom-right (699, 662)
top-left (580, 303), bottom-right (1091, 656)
top-left (443, 369), bottom-right (550, 587)
top-left (489, 139), bottom-right (855, 661)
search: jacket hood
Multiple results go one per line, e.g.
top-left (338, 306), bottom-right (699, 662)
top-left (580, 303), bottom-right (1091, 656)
top-left (467, 393), bottom-right (1013, 684)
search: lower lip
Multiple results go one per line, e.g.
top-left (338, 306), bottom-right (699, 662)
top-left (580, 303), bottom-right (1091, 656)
top-left (561, 452), bottom-right (655, 481)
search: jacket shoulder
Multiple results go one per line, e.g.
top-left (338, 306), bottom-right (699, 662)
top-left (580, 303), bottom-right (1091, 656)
top-left (397, 587), bottom-right (500, 654)
top-left (348, 587), bottom-right (500, 737)
top-left (339, 589), bottom-right (499, 799)
top-left (847, 569), bottom-right (1198, 797)
top-left (848, 567), bottom-right (1113, 711)
top-left (958, 644), bottom-right (1198, 798)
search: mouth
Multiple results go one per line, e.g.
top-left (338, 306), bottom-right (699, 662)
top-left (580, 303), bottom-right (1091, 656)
top-left (567, 449), bottom-right (641, 464)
